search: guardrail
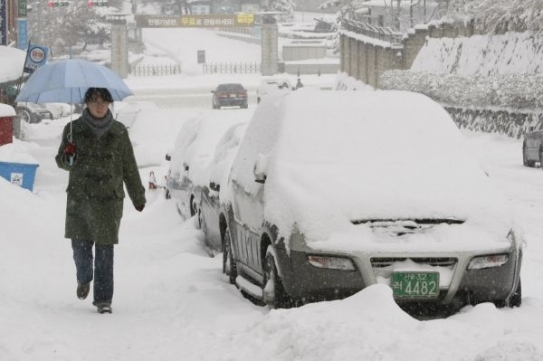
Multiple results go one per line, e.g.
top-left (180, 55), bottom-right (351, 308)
top-left (342, 18), bottom-right (402, 46)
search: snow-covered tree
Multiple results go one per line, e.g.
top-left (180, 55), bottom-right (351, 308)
top-left (447, 0), bottom-right (543, 33)
top-left (263, 0), bottom-right (297, 21)
top-left (30, 2), bottom-right (119, 58)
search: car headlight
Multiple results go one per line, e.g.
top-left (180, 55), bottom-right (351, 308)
top-left (468, 254), bottom-right (508, 270)
top-left (307, 255), bottom-right (356, 271)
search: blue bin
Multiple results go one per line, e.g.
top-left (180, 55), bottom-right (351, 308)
top-left (0, 161), bottom-right (40, 191)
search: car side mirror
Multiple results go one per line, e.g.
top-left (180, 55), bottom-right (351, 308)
top-left (210, 182), bottom-right (220, 192)
top-left (165, 154), bottom-right (171, 161)
top-left (253, 154), bottom-right (268, 184)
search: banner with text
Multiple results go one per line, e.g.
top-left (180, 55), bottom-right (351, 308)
top-left (18, 0), bottom-right (27, 17)
top-left (17, 19), bottom-right (28, 50)
top-left (135, 14), bottom-right (255, 28)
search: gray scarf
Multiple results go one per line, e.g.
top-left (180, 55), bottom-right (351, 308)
top-left (82, 108), bottom-right (115, 138)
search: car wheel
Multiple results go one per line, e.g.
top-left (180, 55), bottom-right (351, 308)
top-left (262, 246), bottom-right (292, 308)
top-left (257, 97), bottom-right (261, 104)
top-left (190, 196), bottom-right (197, 218)
top-left (539, 146), bottom-right (543, 169)
top-left (198, 208), bottom-right (207, 235)
top-left (523, 143), bottom-right (535, 167)
top-left (509, 280), bottom-right (522, 308)
top-left (222, 227), bottom-right (237, 284)
top-left (164, 188), bottom-right (171, 200)
top-left (241, 103), bottom-right (248, 109)
top-left (17, 107), bottom-right (35, 124)
top-left (212, 103), bottom-right (219, 109)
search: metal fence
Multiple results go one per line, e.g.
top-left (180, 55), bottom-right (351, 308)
top-left (342, 18), bottom-right (403, 46)
top-left (202, 62), bottom-right (261, 74)
top-left (131, 64), bottom-right (182, 76)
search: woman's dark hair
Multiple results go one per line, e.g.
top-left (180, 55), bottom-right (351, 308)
top-left (84, 87), bottom-right (113, 103)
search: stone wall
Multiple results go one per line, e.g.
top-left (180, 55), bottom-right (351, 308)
top-left (340, 22), bottom-right (543, 139)
top-left (340, 22), bottom-right (471, 88)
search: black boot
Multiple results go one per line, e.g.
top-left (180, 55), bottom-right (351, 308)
top-left (97, 303), bottom-right (112, 314)
top-left (77, 283), bottom-right (90, 300)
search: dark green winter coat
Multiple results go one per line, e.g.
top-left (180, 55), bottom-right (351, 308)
top-left (55, 115), bottom-right (146, 245)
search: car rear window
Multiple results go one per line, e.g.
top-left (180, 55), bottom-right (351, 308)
top-left (217, 84), bottom-right (244, 92)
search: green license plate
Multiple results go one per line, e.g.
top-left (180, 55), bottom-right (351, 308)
top-left (391, 272), bottom-right (440, 299)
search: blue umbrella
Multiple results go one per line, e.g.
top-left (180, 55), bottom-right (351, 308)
top-left (15, 59), bottom-right (133, 104)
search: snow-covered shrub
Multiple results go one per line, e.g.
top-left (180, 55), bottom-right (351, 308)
top-left (381, 70), bottom-right (543, 110)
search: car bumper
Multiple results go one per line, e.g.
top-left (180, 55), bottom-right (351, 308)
top-left (217, 98), bottom-right (247, 107)
top-left (274, 246), bottom-right (521, 306)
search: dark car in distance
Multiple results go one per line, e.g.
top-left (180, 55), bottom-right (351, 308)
top-left (211, 83), bottom-right (248, 109)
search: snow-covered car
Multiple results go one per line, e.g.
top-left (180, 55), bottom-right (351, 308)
top-left (165, 111), bottom-right (251, 220)
top-left (16, 102), bottom-right (71, 123)
top-left (522, 120), bottom-right (543, 167)
top-left (198, 121), bottom-right (249, 255)
top-left (220, 90), bottom-right (524, 311)
top-left (115, 101), bottom-right (159, 129)
top-left (256, 78), bottom-right (293, 103)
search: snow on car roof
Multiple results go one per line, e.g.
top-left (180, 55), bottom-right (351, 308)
top-left (170, 110), bottom-right (252, 187)
top-left (229, 90), bottom-right (514, 252)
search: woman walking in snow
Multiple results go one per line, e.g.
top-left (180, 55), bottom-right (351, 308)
top-left (55, 87), bottom-right (146, 314)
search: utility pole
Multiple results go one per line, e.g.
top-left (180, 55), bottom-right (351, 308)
top-left (424, 0), bottom-right (426, 22)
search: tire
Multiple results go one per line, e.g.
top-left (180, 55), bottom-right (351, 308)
top-left (222, 228), bottom-right (237, 284)
top-left (539, 147), bottom-right (543, 169)
top-left (494, 280), bottom-right (522, 308)
top-left (17, 108), bottom-right (35, 124)
top-left (523, 143), bottom-right (535, 167)
top-left (509, 280), bottom-right (522, 308)
top-left (198, 208), bottom-right (205, 232)
top-left (241, 103), bottom-right (248, 109)
top-left (190, 196), bottom-right (197, 218)
top-left (262, 247), bottom-right (292, 308)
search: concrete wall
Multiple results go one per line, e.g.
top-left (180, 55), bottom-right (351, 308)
top-left (282, 40), bottom-right (327, 61)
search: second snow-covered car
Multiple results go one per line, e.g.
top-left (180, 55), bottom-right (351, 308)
top-left (220, 90), bottom-right (523, 311)
top-left (165, 111), bottom-right (251, 220)
top-left (256, 78), bottom-right (293, 103)
top-left (198, 121), bottom-right (249, 255)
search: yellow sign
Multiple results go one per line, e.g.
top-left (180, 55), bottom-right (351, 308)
top-left (236, 13), bottom-right (255, 26)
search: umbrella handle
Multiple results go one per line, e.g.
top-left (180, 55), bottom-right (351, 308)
top-left (67, 123), bottom-right (74, 166)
